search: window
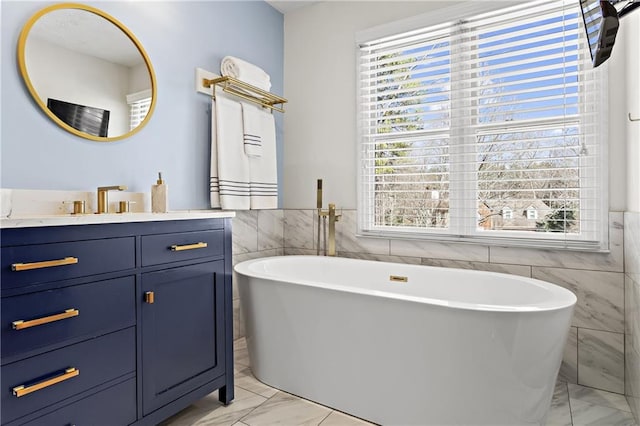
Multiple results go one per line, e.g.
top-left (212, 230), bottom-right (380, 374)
top-left (357, 0), bottom-right (608, 250)
top-left (127, 89), bottom-right (152, 131)
top-left (503, 207), bottom-right (513, 220)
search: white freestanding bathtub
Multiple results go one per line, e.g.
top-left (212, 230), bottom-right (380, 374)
top-left (234, 256), bottom-right (576, 426)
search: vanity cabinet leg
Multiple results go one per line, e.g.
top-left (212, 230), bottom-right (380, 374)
top-left (219, 384), bottom-right (234, 405)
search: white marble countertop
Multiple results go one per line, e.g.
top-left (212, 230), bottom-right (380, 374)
top-left (0, 210), bottom-right (236, 229)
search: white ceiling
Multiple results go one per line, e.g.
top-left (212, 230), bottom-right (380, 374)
top-left (266, 0), bottom-right (321, 14)
top-left (28, 8), bottom-right (144, 67)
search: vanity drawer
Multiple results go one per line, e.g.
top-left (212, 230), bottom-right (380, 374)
top-left (18, 378), bottom-right (136, 426)
top-left (1, 237), bottom-right (135, 289)
top-left (141, 229), bottom-right (224, 266)
top-left (1, 327), bottom-right (135, 425)
top-left (1, 276), bottom-right (135, 361)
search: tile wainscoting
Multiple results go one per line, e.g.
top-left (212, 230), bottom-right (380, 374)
top-left (232, 210), bottom-right (285, 340)
top-left (232, 210), bottom-right (628, 398)
top-left (625, 211), bottom-right (640, 423)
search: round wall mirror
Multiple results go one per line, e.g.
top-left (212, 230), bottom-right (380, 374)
top-left (17, 3), bottom-right (157, 142)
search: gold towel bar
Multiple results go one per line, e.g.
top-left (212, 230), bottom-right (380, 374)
top-left (203, 76), bottom-right (287, 113)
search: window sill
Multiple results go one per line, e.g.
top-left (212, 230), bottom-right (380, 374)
top-left (356, 229), bottom-right (610, 253)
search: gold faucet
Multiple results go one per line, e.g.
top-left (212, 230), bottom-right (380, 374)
top-left (96, 185), bottom-right (127, 214)
top-left (316, 179), bottom-right (341, 256)
top-left (327, 203), bottom-right (341, 256)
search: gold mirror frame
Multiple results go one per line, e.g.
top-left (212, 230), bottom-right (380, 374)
top-left (17, 3), bottom-right (157, 142)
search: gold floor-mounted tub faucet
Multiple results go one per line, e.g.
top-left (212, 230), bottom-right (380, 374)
top-left (316, 179), bottom-right (341, 256)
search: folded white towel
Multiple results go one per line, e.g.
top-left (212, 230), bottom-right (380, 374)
top-left (248, 108), bottom-right (278, 209)
top-left (221, 56), bottom-right (271, 92)
top-left (215, 93), bottom-right (250, 210)
top-left (241, 103), bottom-right (264, 157)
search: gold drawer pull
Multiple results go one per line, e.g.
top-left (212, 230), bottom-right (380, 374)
top-left (12, 257), bottom-right (78, 272)
top-left (12, 309), bottom-right (79, 330)
top-left (170, 242), bottom-right (208, 251)
top-left (145, 291), bottom-right (155, 304)
top-left (13, 367), bottom-right (79, 398)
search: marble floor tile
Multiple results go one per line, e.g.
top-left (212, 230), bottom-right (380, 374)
top-left (235, 365), bottom-right (278, 398)
top-left (240, 391), bottom-right (332, 426)
top-left (547, 381), bottom-right (573, 426)
top-left (569, 398), bottom-right (636, 426)
top-left (568, 383), bottom-right (632, 412)
top-left (161, 387), bottom-right (267, 426)
top-left (319, 410), bottom-right (376, 426)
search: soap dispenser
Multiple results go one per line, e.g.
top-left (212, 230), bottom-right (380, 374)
top-left (151, 172), bottom-right (168, 213)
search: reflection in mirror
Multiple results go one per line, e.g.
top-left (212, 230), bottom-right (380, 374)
top-left (18, 3), bottom-right (156, 142)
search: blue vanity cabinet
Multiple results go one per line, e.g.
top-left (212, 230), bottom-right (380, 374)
top-left (141, 260), bottom-right (225, 415)
top-left (0, 217), bottom-right (234, 426)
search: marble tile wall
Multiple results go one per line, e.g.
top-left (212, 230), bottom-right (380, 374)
top-left (232, 209), bottom-right (629, 397)
top-left (624, 211), bottom-right (640, 422)
top-left (231, 210), bottom-right (284, 340)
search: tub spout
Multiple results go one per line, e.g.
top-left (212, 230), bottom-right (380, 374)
top-left (327, 203), bottom-right (341, 256)
top-left (315, 179), bottom-right (340, 256)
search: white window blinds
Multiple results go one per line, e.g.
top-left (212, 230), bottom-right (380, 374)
top-left (126, 89), bottom-right (152, 131)
top-left (358, 0), bottom-right (608, 250)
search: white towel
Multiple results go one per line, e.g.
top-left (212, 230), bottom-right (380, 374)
top-left (241, 103), bottom-right (263, 157)
top-left (215, 93), bottom-right (250, 210)
top-left (248, 108), bottom-right (278, 209)
top-left (221, 56), bottom-right (271, 92)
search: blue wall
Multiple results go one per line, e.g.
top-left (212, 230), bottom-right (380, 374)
top-left (1, 1), bottom-right (284, 210)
